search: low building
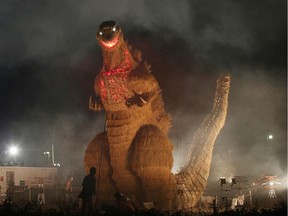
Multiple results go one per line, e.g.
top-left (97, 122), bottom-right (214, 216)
top-left (0, 166), bottom-right (59, 203)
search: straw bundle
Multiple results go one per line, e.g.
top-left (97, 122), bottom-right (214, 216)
top-left (84, 20), bottom-right (230, 210)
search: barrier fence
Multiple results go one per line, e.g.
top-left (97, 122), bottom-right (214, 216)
top-left (1, 184), bottom-right (85, 208)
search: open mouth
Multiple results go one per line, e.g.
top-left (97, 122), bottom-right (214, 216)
top-left (100, 35), bottom-right (119, 49)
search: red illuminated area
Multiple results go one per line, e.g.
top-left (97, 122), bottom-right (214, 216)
top-left (99, 50), bottom-right (133, 104)
top-left (100, 34), bottom-right (120, 49)
top-left (99, 69), bottom-right (131, 104)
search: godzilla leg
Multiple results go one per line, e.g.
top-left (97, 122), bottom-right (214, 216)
top-left (129, 125), bottom-right (176, 210)
top-left (84, 132), bottom-right (117, 202)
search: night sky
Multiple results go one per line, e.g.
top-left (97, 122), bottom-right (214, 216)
top-left (0, 1), bottom-right (286, 189)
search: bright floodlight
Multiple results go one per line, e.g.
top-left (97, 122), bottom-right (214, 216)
top-left (218, 177), bottom-right (226, 186)
top-left (8, 146), bottom-right (19, 156)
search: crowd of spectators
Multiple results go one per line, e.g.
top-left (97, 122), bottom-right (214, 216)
top-left (0, 197), bottom-right (286, 216)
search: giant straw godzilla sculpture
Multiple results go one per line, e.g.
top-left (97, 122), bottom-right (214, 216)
top-left (84, 20), bottom-right (231, 210)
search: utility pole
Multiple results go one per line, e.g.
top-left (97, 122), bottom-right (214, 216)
top-left (50, 130), bottom-right (55, 166)
top-left (249, 190), bottom-right (252, 208)
top-left (51, 144), bottom-right (55, 165)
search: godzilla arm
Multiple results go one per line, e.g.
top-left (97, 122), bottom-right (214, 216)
top-left (89, 75), bottom-right (103, 111)
top-left (125, 69), bottom-right (158, 108)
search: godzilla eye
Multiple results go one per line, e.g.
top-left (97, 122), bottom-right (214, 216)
top-left (99, 31), bottom-right (103, 36)
top-left (112, 27), bottom-right (116, 32)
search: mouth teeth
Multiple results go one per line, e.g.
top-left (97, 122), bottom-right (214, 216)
top-left (101, 37), bottom-right (119, 48)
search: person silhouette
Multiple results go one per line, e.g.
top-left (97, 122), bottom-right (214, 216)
top-left (65, 176), bottom-right (74, 206)
top-left (79, 167), bottom-right (96, 213)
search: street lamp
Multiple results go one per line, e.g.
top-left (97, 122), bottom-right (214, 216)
top-left (43, 151), bottom-right (50, 166)
top-left (231, 177), bottom-right (237, 186)
top-left (218, 177), bottom-right (226, 186)
top-left (218, 177), bottom-right (228, 211)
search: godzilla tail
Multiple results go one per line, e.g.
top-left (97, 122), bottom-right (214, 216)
top-left (175, 73), bottom-right (231, 208)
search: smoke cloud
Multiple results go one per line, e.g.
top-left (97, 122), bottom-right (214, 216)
top-left (0, 0), bottom-right (286, 192)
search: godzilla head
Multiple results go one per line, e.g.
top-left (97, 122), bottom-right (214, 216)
top-left (96, 20), bottom-right (122, 50)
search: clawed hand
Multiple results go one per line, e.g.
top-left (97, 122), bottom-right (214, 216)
top-left (125, 92), bottom-right (148, 107)
top-left (89, 95), bottom-right (102, 111)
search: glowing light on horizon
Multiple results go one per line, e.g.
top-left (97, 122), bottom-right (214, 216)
top-left (8, 146), bottom-right (19, 156)
top-left (267, 134), bottom-right (273, 140)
